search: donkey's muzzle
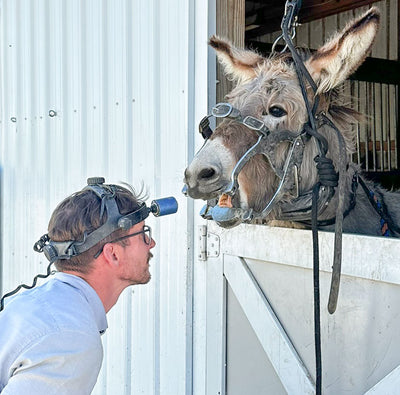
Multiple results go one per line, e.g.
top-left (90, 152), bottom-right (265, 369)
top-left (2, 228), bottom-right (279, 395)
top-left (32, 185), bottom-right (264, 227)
top-left (200, 203), bottom-right (253, 229)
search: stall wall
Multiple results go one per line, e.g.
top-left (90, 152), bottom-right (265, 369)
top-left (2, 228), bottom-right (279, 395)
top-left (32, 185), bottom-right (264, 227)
top-left (0, 0), bottom-right (211, 393)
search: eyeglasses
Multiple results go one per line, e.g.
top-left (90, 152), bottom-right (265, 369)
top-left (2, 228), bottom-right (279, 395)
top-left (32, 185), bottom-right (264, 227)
top-left (94, 225), bottom-right (152, 258)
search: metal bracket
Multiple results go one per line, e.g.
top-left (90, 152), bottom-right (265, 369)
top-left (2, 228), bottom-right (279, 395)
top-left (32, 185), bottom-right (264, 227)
top-left (198, 225), bottom-right (208, 261)
top-left (198, 225), bottom-right (220, 261)
top-left (207, 231), bottom-right (220, 258)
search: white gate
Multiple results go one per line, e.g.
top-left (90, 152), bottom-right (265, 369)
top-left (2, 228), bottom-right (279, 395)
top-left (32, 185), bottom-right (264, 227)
top-left (198, 221), bottom-right (400, 394)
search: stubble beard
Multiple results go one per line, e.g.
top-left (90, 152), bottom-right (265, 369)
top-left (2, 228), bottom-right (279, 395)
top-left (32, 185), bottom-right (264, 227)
top-left (143, 252), bottom-right (153, 283)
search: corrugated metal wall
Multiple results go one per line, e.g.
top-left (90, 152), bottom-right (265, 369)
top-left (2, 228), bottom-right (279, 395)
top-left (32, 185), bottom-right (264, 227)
top-left (0, 0), bottom-right (212, 393)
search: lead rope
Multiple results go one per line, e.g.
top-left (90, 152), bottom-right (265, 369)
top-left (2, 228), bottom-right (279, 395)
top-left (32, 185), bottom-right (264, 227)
top-left (277, 1), bottom-right (346, 393)
top-left (311, 182), bottom-right (322, 392)
top-left (320, 114), bottom-right (348, 314)
top-left (278, 3), bottom-right (323, 394)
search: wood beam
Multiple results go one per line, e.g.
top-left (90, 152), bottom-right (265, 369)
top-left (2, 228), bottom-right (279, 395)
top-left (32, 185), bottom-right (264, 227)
top-left (245, 0), bottom-right (381, 39)
top-left (216, 0), bottom-right (245, 102)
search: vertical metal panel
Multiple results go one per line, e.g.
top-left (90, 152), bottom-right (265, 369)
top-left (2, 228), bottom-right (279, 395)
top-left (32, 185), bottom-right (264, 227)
top-left (0, 0), bottom-right (204, 393)
top-left (191, 2), bottom-right (217, 395)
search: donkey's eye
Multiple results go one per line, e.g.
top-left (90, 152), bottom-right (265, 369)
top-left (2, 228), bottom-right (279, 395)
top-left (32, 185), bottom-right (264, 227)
top-left (269, 106), bottom-right (286, 117)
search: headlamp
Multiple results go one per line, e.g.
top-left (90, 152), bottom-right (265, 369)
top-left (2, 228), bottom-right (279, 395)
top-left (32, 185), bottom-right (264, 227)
top-left (34, 177), bottom-right (178, 262)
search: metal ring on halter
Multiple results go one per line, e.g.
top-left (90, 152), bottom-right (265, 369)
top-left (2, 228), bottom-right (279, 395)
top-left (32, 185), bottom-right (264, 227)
top-left (211, 102), bottom-right (270, 136)
top-left (271, 26), bottom-right (298, 54)
top-left (271, 0), bottom-right (300, 54)
top-left (212, 102), bottom-right (241, 118)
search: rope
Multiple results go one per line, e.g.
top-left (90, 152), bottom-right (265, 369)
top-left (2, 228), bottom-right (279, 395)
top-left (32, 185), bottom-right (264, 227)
top-left (358, 176), bottom-right (400, 236)
top-left (315, 157), bottom-right (339, 187)
top-left (319, 115), bottom-right (347, 314)
top-left (280, 3), bottom-right (324, 393)
top-left (312, 183), bottom-right (322, 394)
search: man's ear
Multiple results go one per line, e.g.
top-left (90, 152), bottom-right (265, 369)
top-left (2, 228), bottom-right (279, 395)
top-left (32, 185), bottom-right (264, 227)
top-left (102, 243), bottom-right (120, 266)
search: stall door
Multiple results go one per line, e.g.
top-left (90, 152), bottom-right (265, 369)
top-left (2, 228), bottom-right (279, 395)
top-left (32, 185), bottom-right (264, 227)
top-left (201, 221), bottom-right (400, 395)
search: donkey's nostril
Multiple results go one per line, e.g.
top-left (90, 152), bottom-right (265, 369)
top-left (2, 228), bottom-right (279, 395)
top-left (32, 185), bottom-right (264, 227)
top-left (198, 167), bottom-right (216, 180)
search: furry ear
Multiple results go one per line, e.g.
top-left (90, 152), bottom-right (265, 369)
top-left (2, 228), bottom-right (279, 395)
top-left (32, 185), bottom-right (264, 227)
top-left (209, 35), bottom-right (264, 84)
top-left (306, 7), bottom-right (380, 93)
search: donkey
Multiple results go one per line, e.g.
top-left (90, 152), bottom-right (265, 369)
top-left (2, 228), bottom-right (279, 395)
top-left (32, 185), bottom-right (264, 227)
top-left (183, 7), bottom-right (400, 236)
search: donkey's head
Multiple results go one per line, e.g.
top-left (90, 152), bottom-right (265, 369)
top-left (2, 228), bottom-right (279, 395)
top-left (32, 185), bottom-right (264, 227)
top-left (184, 8), bottom-right (380, 227)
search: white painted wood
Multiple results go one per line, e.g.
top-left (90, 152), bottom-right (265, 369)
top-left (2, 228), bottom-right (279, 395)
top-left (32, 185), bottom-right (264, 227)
top-left (210, 222), bottom-right (400, 285)
top-left (365, 364), bottom-right (400, 394)
top-left (205, 251), bottom-right (227, 395)
top-left (224, 255), bottom-right (315, 394)
top-left (204, 221), bottom-right (400, 394)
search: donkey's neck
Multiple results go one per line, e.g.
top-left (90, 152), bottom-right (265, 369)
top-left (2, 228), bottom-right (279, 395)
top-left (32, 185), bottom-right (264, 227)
top-left (318, 166), bottom-right (400, 237)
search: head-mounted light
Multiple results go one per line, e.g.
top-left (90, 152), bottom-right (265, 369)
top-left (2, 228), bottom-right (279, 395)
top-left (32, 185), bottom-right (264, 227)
top-left (34, 177), bottom-right (178, 263)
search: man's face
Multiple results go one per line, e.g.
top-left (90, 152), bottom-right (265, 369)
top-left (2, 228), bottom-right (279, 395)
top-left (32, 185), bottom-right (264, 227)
top-left (118, 221), bottom-right (156, 285)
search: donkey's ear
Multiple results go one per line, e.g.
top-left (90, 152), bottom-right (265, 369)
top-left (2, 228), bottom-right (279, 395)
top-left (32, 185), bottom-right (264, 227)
top-left (209, 35), bottom-right (264, 83)
top-left (306, 7), bottom-right (380, 93)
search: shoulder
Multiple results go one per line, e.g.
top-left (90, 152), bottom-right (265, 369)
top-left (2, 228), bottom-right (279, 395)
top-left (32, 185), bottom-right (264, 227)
top-left (2, 330), bottom-right (103, 393)
top-left (0, 277), bottom-right (100, 366)
top-left (5, 276), bottom-right (98, 332)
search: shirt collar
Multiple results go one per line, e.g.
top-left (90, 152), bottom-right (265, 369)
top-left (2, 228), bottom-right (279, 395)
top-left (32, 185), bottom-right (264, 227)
top-left (54, 272), bottom-right (108, 335)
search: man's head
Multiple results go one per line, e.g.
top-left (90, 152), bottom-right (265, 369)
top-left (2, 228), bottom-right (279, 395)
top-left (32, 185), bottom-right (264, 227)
top-left (0, 178), bottom-right (175, 312)
top-left (48, 180), bottom-right (146, 274)
top-left (101, 220), bottom-right (156, 286)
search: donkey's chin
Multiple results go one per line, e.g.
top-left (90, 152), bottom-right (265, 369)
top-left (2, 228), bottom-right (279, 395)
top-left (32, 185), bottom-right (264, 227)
top-left (186, 182), bottom-right (232, 201)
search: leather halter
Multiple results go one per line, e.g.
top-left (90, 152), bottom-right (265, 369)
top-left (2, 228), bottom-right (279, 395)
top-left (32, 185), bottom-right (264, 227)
top-left (193, 104), bottom-right (338, 228)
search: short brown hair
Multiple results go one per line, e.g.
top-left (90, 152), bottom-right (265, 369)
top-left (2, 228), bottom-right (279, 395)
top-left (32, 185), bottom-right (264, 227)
top-left (48, 184), bottom-right (144, 273)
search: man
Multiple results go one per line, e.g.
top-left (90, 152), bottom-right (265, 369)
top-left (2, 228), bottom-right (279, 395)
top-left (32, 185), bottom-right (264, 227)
top-left (0, 177), bottom-right (176, 394)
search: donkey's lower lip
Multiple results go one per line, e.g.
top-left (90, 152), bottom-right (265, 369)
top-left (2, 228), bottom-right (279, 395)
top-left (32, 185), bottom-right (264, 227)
top-left (186, 186), bottom-right (221, 200)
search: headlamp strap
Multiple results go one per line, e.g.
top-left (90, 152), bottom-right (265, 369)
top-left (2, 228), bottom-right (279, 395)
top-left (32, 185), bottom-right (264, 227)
top-left (74, 198), bottom-right (120, 254)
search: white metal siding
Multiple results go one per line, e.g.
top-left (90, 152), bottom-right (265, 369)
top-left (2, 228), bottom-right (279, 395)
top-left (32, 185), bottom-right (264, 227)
top-left (0, 0), bottom-right (209, 393)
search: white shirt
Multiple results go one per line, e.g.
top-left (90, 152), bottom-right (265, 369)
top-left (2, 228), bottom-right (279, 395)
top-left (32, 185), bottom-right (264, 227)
top-left (0, 272), bottom-right (108, 394)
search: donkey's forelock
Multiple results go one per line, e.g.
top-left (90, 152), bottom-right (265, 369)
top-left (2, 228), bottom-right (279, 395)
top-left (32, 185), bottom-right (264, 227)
top-left (226, 58), bottom-right (308, 132)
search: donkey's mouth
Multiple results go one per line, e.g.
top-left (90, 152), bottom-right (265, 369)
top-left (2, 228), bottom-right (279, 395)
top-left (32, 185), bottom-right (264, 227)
top-left (184, 180), bottom-right (235, 201)
top-left (218, 193), bottom-right (233, 208)
top-left (216, 191), bottom-right (243, 211)
top-left (204, 192), bottom-right (249, 228)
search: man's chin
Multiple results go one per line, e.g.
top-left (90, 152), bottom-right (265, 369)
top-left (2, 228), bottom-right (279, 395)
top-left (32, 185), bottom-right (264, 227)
top-left (140, 271), bottom-right (151, 285)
